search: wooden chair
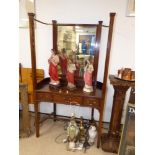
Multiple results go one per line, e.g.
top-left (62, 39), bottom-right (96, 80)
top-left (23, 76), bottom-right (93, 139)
top-left (19, 64), bottom-right (44, 137)
top-left (19, 64), bottom-right (44, 103)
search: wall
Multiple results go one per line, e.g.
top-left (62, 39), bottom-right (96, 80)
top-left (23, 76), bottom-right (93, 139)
top-left (19, 0), bottom-right (135, 123)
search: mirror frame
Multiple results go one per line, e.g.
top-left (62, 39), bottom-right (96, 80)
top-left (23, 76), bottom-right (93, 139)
top-left (52, 21), bottom-right (103, 88)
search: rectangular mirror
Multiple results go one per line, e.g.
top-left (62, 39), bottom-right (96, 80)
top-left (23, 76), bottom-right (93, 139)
top-left (57, 25), bottom-right (97, 78)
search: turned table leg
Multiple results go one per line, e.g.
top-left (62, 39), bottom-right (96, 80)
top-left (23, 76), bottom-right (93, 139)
top-left (91, 108), bottom-right (94, 121)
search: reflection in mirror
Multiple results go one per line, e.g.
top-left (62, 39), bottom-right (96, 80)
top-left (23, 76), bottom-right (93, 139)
top-left (57, 26), bottom-right (96, 78)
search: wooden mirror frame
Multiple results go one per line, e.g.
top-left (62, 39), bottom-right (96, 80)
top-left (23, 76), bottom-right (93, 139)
top-left (52, 21), bottom-right (102, 88)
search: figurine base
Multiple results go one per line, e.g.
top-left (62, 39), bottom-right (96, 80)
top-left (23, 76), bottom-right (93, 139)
top-left (83, 84), bottom-right (93, 93)
top-left (67, 83), bottom-right (76, 90)
top-left (49, 83), bottom-right (61, 89)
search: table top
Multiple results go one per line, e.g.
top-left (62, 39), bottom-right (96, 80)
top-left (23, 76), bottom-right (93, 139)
top-left (36, 78), bottom-right (103, 99)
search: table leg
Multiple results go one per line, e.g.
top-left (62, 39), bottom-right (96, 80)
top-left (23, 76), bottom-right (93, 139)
top-left (97, 106), bottom-right (104, 148)
top-left (91, 108), bottom-right (94, 121)
top-left (53, 103), bottom-right (57, 121)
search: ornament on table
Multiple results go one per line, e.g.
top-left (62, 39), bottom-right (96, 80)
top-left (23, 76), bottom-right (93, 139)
top-left (117, 67), bottom-right (135, 81)
top-left (48, 49), bottom-right (60, 87)
top-left (88, 125), bottom-right (97, 145)
top-left (79, 116), bottom-right (85, 143)
top-left (66, 57), bottom-right (76, 90)
top-left (59, 48), bottom-right (67, 75)
top-left (83, 56), bottom-right (94, 93)
top-left (67, 113), bottom-right (79, 151)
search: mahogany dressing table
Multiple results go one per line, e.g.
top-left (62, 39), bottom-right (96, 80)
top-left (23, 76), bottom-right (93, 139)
top-left (28, 12), bottom-right (116, 148)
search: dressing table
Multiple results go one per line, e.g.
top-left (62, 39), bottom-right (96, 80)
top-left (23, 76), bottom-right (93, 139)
top-left (28, 12), bottom-right (116, 148)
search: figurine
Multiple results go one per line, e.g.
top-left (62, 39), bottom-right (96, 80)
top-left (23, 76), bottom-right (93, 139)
top-left (88, 125), bottom-right (97, 145)
top-left (48, 49), bottom-right (60, 86)
top-left (59, 48), bottom-right (67, 75)
top-left (79, 117), bottom-right (85, 143)
top-left (75, 56), bottom-right (81, 77)
top-left (67, 114), bottom-right (79, 151)
top-left (66, 58), bottom-right (76, 90)
top-left (83, 57), bottom-right (94, 93)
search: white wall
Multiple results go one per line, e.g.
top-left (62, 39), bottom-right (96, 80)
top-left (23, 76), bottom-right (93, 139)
top-left (19, 0), bottom-right (134, 123)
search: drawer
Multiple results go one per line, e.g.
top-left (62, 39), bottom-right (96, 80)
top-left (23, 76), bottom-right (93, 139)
top-left (70, 96), bottom-right (82, 106)
top-left (53, 95), bottom-right (82, 105)
top-left (53, 95), bottom-right (70, 104)
top-left (36, 93), bottom-right (53, 101)
top-left (83, 98), bottom-right (99, 107)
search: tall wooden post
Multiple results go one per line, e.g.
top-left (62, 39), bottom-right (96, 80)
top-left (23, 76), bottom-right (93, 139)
top-left (28, 13), bottom-right (37, 101)
top-left (100, 12), bottom-right (116, 150)
top-left (52, 20), bottom-right (58, 53)
top-left (102, 13), bottom-right (116, 94)
top-left (93, 21), bottom-right (103, 87)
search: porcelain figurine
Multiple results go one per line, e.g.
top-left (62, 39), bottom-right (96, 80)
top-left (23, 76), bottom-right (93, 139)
top-left (66, 58), bottom-right (76, 90)
top-left (88, 125), bottom-right (97, 145)
top-left (67, 114), bottom-right (79, 142)
top-left (59, 48), bottom-right (67, 75)
top-left (67, 114), bottom-right (79, 151)
top-left (83, 58), bottom-right (94, 93)
top-left (48, 49), bottom-right (60, 86)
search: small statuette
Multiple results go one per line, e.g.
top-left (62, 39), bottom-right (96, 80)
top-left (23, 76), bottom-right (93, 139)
top-left (83, 57), bottom-right (94, 93)
top-left (59, 48), bottom-right (67, 75)
top-left (48, 49), bottom-right (60, 87)
top-left (88, 125), bottom-right (97, 145)
top-left (67, 114), bottom-right (79, 151)
top-left (66, 58), bottom-right (76, 90)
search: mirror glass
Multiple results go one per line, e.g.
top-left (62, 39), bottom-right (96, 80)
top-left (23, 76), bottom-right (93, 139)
top-left (57, 26), bottom-right (97, 77)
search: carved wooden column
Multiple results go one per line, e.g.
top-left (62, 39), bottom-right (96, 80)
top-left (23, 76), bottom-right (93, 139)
top-left (101, 75), bottom-right (135, 153)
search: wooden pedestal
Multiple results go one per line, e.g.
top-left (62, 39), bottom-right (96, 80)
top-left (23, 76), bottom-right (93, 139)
top-left (101, 75), bottom-right (135, 153)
